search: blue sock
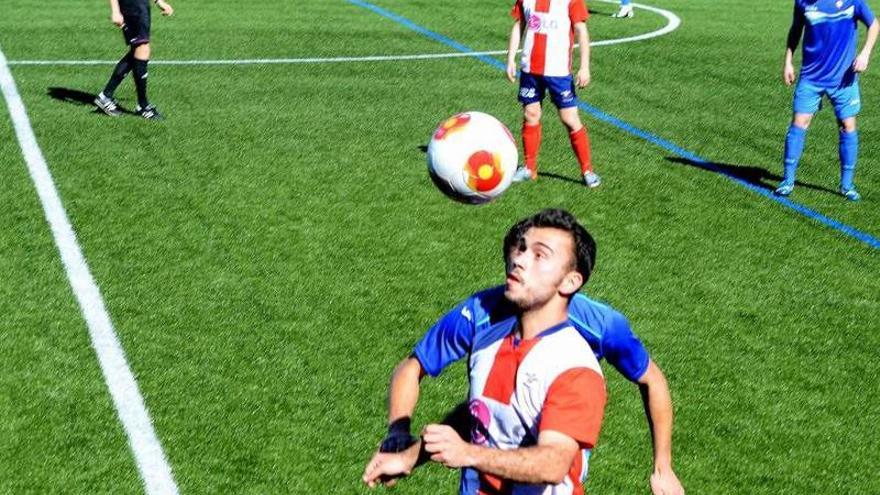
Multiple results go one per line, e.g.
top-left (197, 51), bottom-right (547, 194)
top-left (621, 0), bottom-right (631, 5)
top-left (839, 130), bottom-right (858, 190)
top-left (782, 124), bottom-right (807, 184)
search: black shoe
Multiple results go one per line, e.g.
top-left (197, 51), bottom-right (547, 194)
top-left (94, 93), bottom-right (122, 117)
top-left (136, 104), bottom-right (164, 120)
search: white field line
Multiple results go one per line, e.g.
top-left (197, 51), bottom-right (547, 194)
top-left (7, 0), bottom-right (680, 67)
top-left (0, 46), bottom-right (179, 495)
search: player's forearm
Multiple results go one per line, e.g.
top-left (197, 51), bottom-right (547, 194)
top-left (860, 20), bottom-right (880, 57)
top-left (576, 24), bottom-right (590, 71)
top-left (507, 23), bottom-right (522, 65)
top-left (638, 361), bottom-right (675, 470)
top-left (467, 444), bottom-right (573, 484)
top-left (784, 47), bottom-right (795, 68)
top-left (109, 0), bottom-right (121, 15)
top-left (387, 357), bottom-right (423, 423)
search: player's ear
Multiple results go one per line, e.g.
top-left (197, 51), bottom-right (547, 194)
top-left (559, 270), bottom-right (583, 297)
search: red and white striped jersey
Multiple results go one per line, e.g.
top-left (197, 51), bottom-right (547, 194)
top-left (511, 0), bottom-right (589, 77)
top-left (468, 322), bottom-right (606, 495)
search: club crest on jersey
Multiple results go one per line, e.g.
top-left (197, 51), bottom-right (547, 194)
top-left (469, 399), bottom-right (491, 445)
top-left (836, 0), bottom-right (844, 8)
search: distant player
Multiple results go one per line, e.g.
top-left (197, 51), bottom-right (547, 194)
top-left (94, 0), bottom-right (174, 120)
top-left (775, 0), bottom-right (878, 201)
top-left (613, 0), bottom-right (635, 19)
top-left (506, 0), bottom-right (602, 188)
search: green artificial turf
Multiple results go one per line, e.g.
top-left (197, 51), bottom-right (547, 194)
top-left (1, 0), bottom-right (878, 493)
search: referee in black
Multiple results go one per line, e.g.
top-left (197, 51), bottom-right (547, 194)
top-left (94, 0), bottom-right (173, 120)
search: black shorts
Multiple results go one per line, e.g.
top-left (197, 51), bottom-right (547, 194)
top-left (120, 0), bottom-right (151, 46)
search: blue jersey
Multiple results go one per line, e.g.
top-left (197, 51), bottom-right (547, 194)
top-left (413, 285), bottom-right (650, 382)
top-left (795, 0), bottom-right (876, 86)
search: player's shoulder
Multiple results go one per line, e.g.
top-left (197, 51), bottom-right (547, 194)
top-left (569, 292), bottom-right (628, 335)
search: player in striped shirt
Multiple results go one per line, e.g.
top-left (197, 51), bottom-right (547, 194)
top-left (506, 0), bottom-right (602, 188)
top-left (775, 0), bottom-right (878, 200)
top-left (363, 210), bottom-right (685, 495)
top-left (364, 209), bottom-right (606, 494)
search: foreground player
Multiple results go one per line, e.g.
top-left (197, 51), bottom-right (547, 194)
top-left (364, 209), bottom-right (607, 493)
top-left (94, 0), bottom-right (174, 120)
top-left (506, 0), bottom-right (601, 188)
top-left (775, 0), bottom-right (878, 201)
top-left (613, 0), bottom-right (635, 19)
top-left (365, 210), bottom-right (685, 495)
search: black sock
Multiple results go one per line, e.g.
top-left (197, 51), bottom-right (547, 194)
top-left (132, 58), bottom-right (150, 108)
top-left (102, 50), bottom-right (134, 98)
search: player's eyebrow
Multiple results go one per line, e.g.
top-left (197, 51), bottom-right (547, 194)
top-left (532, 241), bottom-right (555, 254)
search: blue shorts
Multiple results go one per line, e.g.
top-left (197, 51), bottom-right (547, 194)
top-left (793, 73), bottom-right (861, 119)
top-left (518, 72), bottom-right (579, 109)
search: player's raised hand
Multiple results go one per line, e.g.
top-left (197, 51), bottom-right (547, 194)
top-left (506, 61), bottom-right (518, 83)
top-left (422, 424), bottom-right (474, 469)
top-left (853, 52), bottom-right (870, 73)
top-left (111, 11), bottom-right (124, 27)
top-left (650, 468), bottom-right (685, 495)
top-left (576, 67), bottom-right (591, 88)
top-left (157, 0), bottom-right (174, 16)
top-left (783, 62), bottom-right (796, 86)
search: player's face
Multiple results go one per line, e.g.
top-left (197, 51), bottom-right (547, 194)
top-left (504, 227), bottom-right (579, 310)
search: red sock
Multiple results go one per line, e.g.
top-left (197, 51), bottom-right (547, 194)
top-left (522, 122), bottom-right (542, 176)
top-left (569, 126), bottom-right (593, 174)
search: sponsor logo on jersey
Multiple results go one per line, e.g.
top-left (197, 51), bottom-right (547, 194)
top-left (461, 307), bottom-right (473, 322)
top-left (527, 13), bottom-right (560, 31)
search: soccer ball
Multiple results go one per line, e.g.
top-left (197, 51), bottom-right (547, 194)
top-left (427, 111), bottom-right (518, 204)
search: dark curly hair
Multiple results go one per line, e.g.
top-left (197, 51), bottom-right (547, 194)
top-left (503, 208), bottom-right (597, 287)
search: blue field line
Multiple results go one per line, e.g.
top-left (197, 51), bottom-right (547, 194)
top-left (348, 0), bottom-right (880, 250)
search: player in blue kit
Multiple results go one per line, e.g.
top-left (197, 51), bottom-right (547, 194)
top-left (365, 209), bottom-right (685, 495)
top-left (775, 0), bottom-right (879, 201)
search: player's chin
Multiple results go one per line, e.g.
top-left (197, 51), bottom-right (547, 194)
top-left (504, 288), bottom-right (531, 309)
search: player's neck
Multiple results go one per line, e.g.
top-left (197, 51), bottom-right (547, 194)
top-left (519, 297), bottom-right (568, 340)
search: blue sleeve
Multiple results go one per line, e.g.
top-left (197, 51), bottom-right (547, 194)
top-left (792, 1), bottom-right (805, 27)
top-left (602, 311), bottom-right (650, 382)
top-left (856, 0), bottom-right (876, 26)
top-left (412, 300), bottom-right (475, 377)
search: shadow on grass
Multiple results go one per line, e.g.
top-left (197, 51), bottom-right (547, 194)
top-left (664, 156), bottom-right (837, 195)
top-left (418, 146), bottom-right (586, 187)
top-left (537, 171), bottom-right (584, 186)
top-left (47, 87), bottom-right (137, 116)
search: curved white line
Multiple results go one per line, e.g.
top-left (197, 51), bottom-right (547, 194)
top-left (592, 0), bottom-right (681, 46)
top-left (7, 2), bottom-right (680, 66)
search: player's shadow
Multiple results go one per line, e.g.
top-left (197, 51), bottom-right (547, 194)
top-left (537, 171), bottom-right (584, 186)
top-left (439, 401), bottom-right (472, 440)
top-left (664, 156), bottom-right (837, 194)
top-left (46, 87), bottom-right (136, 115)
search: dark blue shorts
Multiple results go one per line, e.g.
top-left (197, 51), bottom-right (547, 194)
top-left (518, 72), bottom-right (579, 109)
top-left (120, 2), bottom-right (151, 46)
